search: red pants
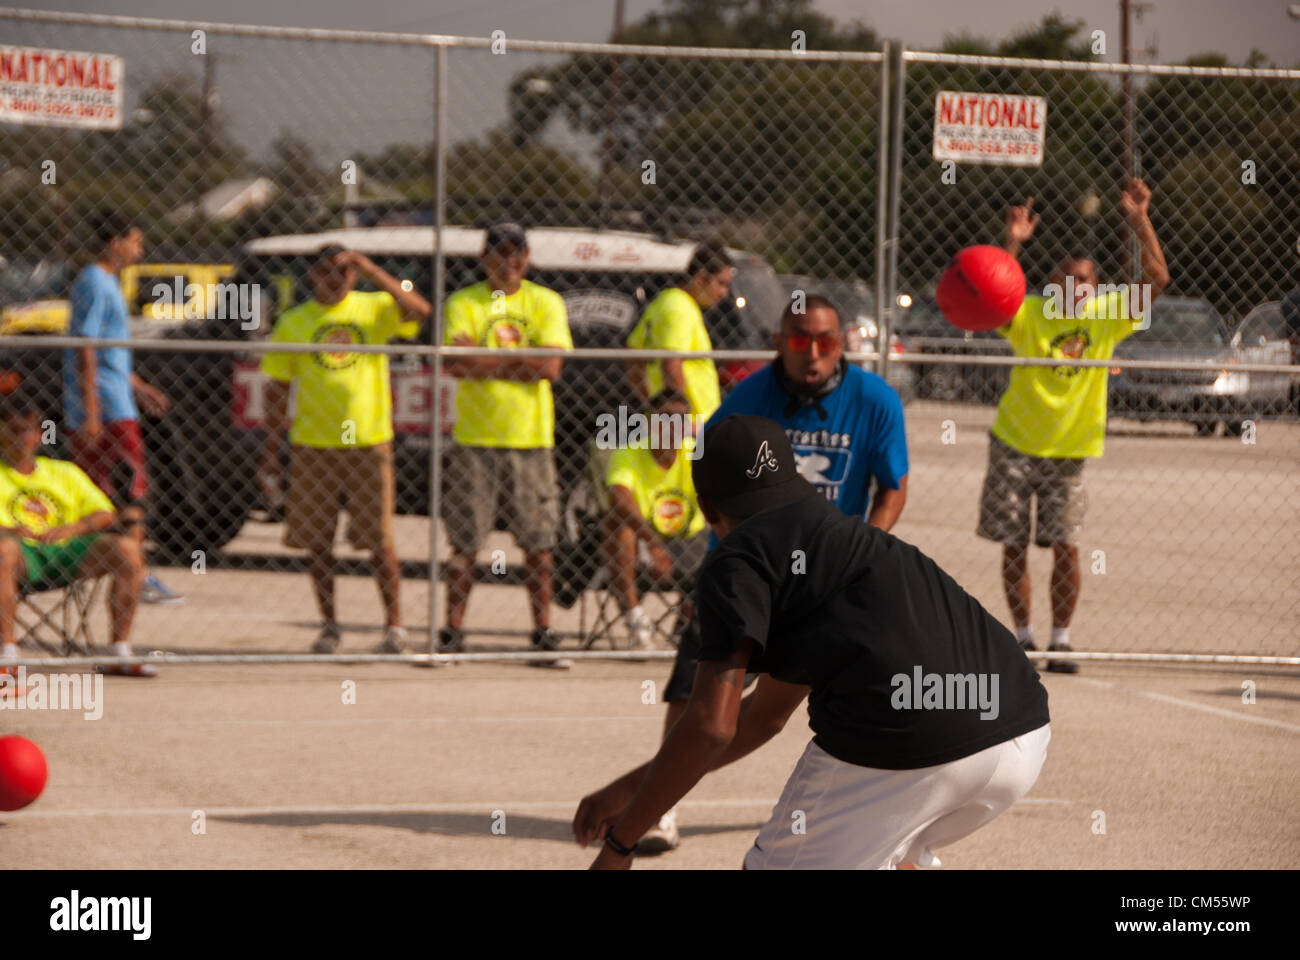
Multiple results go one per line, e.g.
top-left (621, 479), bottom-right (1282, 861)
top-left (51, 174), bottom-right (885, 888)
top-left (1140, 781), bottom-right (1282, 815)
top-left (67, 419), bottom-right (149, 503)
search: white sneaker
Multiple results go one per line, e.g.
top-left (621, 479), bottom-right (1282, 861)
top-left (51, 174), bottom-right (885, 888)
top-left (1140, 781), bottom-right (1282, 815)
top-left (636, 808), bottom-right (680, 854)
top-left (625, 609), bottom-right (654, 650)
top-left (375, 626), bottom-right (407, 653)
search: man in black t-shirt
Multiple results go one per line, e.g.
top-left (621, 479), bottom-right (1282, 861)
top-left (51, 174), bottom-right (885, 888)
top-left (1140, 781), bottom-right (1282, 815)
top-left (573, 415), bottom-right (1051, 870)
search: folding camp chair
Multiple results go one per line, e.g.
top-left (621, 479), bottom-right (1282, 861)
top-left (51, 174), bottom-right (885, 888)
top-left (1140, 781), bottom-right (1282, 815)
top-left (15, 577), bottom-right (105, 657)
top-left (551, 440), bottom-right (698, 651)
top-left (577, 562), bottom-right (693, 651)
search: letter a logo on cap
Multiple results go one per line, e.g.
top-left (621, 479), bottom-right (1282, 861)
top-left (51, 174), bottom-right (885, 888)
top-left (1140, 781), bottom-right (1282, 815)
top-left (745, 440), bottom-right (780, 479)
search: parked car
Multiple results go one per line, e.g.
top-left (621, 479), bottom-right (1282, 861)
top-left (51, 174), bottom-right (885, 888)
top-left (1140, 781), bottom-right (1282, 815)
top-left (1108, 297), bottom-right (1254, 436)
top-left (776, 274), bottom-right (915, 403)
top-left (893, 296), bottom-right (1011, 404)
top-left (1230, 299), bottom-right (1300, 419)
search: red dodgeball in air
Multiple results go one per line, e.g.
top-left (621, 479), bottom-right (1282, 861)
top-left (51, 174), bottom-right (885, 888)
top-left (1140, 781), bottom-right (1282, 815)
top-left (0, 736), bottom-right (48, 811)
top-left (936, 244), bottom-right (1027, 332)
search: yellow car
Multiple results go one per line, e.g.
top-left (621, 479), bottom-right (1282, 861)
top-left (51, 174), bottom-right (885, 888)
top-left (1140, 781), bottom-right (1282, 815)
top-left (0, 262), bottom-right (236, 335)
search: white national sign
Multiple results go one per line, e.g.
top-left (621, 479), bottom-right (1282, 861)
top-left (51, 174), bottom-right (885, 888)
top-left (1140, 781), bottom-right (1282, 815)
top-left (933, 91), bottom-right (1046, 167)
top-left (0, 45), bottom-right (124, 130)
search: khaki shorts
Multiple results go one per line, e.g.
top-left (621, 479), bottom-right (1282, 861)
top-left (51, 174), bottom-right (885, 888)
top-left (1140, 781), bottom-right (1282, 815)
top-left (977, 433), bottom-right (1087, 547)
top-left (442, 445), bottom-right (559, 555)
top-left (285, 443), bottom-right (396, 554)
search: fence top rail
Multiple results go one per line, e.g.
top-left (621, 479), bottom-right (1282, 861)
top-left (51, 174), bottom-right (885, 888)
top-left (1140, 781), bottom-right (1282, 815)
top-left (2, 336), bottom-right (1297, 375)
top-left (0, 7), bottom-right (885, 61)
top-left (904, 49), bottom-right (1300, 80)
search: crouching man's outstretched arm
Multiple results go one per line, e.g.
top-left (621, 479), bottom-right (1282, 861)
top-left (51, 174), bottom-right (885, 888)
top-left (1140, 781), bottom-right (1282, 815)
top-left (708, 673), bottom-right (809, 769)
top-left (573, 639), bottom-right (809, 869)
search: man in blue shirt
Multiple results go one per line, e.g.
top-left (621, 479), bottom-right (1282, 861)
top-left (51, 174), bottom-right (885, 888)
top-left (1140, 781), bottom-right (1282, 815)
top-left (713, 294), bottom-right (909, 526)
top-left (638, 293), bottom-right (909, 852)
top-left (63, 212), bottom-right (182, 609)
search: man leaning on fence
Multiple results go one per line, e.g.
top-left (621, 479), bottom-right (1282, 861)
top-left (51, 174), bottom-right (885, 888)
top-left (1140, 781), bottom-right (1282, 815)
top-left (0, 381), bottom-right (151, 682)
top-left (438, 222), bottom-right (574, 662)
top-left (259, 244), bottom-right (431, 655)
top-left (978, 179), bottom-right (1169, 673)
top-left (625, 240), bottom-right (732, 424)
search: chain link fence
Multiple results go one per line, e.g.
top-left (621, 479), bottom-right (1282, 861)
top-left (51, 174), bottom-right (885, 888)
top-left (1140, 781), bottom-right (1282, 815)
top-left (0, 9), bottom-right (1295, 671)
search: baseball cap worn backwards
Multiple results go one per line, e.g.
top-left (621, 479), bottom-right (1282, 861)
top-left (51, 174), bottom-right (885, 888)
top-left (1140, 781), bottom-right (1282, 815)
top-left (692, 415), bottom-right (818, 518)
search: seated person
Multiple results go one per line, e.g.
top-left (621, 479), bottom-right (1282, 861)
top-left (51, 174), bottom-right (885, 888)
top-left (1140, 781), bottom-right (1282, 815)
top-left (603, 389), bottom-right (707, 650)
top-left (0, 385), bottom-right (154, 681)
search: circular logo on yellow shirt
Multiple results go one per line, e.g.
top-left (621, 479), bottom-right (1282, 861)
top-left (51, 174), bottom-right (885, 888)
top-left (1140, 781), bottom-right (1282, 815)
top-left (651, 489), bottom-right (695, 539)
top-left (488, 319), bottom-right (524, 348)
top-left (312, 323), bottom-right (362, 370)
top-left (1049, 327), bottom-right (1091, 378)
top-left (8, 489), bottom-right (62, 535)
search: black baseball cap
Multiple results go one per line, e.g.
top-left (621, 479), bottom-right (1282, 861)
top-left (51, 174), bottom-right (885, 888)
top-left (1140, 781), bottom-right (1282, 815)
top-left (484, 221), bottom-right (527, 251)
top-left (692, 415), bottom-right (818, 518)
top-left (314, 243), bottom-right (348, 265)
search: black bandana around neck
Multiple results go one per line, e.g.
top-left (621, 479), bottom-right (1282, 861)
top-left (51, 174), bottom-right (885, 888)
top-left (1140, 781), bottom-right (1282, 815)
top-left (775, 356), bottom-right (847, 420)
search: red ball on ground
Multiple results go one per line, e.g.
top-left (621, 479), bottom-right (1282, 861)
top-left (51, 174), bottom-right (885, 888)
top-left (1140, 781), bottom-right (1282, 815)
top-left (936, 244), bottom-right (1027, 332)
top-left (0, 735), bottom-right (48, 811)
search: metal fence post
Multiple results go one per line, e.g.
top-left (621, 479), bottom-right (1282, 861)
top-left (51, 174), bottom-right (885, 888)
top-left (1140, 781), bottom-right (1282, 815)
top-left (881, 40), bottom-right (906, 384)
top-left (428, 41), bottom-right (448, 648)
top-left (874, 39), bottom-right (892, 374)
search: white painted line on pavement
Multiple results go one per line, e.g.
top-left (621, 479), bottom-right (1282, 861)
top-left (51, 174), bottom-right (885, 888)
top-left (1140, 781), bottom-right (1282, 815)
top-left (3, 796), bottom-right (1072, 819)
top-left (1075, 677), bottom-right (1300, 733)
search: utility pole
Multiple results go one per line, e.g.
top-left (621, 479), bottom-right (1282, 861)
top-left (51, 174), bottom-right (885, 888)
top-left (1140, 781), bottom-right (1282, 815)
top-left (1119, 0), bottom-right (1155, 283)
top-left (191, 52), bottom-right (216, 238)
top-left (599, 0), bottom-right (625, 228)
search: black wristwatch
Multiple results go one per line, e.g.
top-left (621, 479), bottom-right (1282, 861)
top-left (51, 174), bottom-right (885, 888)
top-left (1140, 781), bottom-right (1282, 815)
top-left (604, 827), bottom-right (636, 857)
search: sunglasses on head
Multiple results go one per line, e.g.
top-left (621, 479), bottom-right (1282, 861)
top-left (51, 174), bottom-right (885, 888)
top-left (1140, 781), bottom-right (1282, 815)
top-left (783, 331), bottom-right (841, 352)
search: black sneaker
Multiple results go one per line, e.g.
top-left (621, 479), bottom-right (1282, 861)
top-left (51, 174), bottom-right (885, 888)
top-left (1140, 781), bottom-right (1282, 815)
top-left (1018, 637), bottom-right (1038, 652)
top-left (527, 627), bottom-right (572, 670)
top-left (1046, 643), bottom-right (1079, 674)
top-left (437, 627), bottom-right (465, 654)
top-left (531, 627), bottom-right (560, 651)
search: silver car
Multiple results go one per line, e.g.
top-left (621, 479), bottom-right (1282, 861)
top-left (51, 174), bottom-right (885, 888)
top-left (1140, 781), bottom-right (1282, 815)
top-left (1108, 297), bottom-right (1253, 436)
top-left (1231, 299), bottom-right (1300, 420)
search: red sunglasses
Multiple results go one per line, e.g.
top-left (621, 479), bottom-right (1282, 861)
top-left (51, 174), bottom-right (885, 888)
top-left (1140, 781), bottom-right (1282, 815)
top-left (783, 331), bottom-right (841, 353)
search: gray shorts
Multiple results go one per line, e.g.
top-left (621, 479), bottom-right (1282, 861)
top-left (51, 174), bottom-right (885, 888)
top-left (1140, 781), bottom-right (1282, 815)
top-left (976, 433), bottom-right (1087, 547)
top-left (442, 445), bottom-right (559, 555)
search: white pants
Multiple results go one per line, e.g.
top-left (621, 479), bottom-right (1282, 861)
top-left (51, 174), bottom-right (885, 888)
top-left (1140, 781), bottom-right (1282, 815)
top-left (744, 723), bottom-right (1051, 870)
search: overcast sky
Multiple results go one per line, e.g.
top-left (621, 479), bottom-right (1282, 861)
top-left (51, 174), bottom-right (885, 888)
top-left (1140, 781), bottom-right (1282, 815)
top-left (5, 1), bottom-right (1296, 165)
top-left (27, 0), bottom-right (1299, 63)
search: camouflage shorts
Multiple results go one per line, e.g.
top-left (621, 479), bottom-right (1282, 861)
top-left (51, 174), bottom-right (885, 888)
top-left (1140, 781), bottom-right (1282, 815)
top-left (976, 433), bottom-right (1087, 547)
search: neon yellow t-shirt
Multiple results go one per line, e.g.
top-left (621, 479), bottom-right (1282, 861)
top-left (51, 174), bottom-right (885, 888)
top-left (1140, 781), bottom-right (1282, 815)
top-left (606, 439), bottom-right (706, 540)
top-left (992, 292), bottom-right (1139, 459)
top-left (261, 291), bottom-right (417, 449)
top-left (0, 457), bottom-right (114, 545)
top-left (626, 288), bottom-right (720, 421)
top-left (444, 280), bottom-right (573, 449)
